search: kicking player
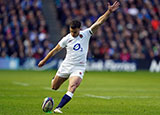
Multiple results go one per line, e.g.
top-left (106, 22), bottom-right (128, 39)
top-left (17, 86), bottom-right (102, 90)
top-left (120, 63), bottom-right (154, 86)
top-left (38, 1), bottom-right (120, 113)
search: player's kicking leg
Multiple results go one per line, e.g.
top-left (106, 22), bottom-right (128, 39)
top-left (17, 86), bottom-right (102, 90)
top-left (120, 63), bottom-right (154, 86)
top-left (54, 76), bottom-right (82, 113)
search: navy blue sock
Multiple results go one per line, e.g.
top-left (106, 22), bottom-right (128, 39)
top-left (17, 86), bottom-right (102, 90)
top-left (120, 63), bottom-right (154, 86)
top-left (56, 94), bottom-right (71, 108)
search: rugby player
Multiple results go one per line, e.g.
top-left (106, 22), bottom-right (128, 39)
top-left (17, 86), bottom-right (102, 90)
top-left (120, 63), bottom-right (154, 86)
top-left (38, 1), bottom-right (120, 113)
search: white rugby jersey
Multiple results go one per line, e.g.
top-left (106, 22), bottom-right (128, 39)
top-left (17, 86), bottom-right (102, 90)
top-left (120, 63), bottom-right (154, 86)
top-left (58, 28), bottom-right (93, 66)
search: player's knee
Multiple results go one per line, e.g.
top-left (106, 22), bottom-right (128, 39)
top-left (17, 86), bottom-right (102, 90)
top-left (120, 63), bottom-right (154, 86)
top-left (51, 85), bottom-right (59, 90)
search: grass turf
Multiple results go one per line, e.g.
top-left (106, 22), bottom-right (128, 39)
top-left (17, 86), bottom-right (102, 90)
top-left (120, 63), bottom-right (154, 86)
top-left (0, 70), bottom-right (160, 115)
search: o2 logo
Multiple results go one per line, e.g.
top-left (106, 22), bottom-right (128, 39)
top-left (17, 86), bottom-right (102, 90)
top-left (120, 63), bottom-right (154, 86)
top-left (73, 43), bottom-right (83, 52)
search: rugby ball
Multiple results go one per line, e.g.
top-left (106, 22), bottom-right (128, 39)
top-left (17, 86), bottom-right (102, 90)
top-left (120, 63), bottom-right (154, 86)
top-left (42, 97), bottom-right (54, 112)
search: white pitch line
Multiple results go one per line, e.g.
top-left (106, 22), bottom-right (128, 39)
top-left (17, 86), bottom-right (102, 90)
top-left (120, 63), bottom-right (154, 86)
top-left (13, 81), bottom-right (29, 86)
top-left (78, 89), bottom-right (160, 92)
top-left (0, 94), bottom-right (39, 97)
top-left (85, 94), bottom-right (160, 100)
top-left (43, 87), bottom-right (52, 90)
top-left (85, 94), bottom-right (111, 99)
top-left (43, 87), bottom-right (66, 92)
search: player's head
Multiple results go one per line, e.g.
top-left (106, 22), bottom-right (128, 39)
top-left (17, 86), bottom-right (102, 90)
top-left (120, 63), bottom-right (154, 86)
top-left (69, 20), bottom-right (81, 37)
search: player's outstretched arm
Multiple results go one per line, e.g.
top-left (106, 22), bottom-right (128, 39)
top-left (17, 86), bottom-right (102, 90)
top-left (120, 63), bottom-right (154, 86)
top-left (38, 44), bottom-right (62, 67)
top-left (90, 1), bottom-right (120, 34)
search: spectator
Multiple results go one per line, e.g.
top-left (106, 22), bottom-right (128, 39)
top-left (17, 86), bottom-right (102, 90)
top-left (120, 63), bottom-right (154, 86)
top-left (120, 48), bottom-right (130, 62)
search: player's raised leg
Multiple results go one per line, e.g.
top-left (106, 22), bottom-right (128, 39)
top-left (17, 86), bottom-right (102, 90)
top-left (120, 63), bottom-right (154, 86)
top-left (51, 75), bottom-right (68, 90)
top-left (54, 76), bottom-right (82, 113)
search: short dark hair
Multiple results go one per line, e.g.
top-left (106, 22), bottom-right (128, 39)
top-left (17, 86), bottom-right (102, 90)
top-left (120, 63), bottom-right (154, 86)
top-left (70, 20), bottom-right (81, 29)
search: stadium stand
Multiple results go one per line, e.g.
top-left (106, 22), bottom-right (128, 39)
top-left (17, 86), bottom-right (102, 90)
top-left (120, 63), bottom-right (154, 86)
top-left (0, 0), bottom-right (160, 65)
top-left (54, 0), bottom-right (160, 61)
top-left (0, 0), bottom-right (53, 65)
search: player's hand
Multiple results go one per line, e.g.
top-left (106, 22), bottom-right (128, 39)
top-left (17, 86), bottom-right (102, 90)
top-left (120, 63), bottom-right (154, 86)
top-left (108, 1), bottom-right (120, 13)
top-left (38, 60), bottom-right (45, 67)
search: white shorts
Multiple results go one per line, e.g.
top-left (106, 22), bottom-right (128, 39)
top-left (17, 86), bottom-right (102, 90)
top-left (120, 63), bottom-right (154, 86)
top-left (56, 63), bottom-right (85, 79)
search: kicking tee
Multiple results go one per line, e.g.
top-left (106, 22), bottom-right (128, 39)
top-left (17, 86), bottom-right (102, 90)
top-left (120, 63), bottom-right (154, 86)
top-left (58, 28), bottom-right (93, 66)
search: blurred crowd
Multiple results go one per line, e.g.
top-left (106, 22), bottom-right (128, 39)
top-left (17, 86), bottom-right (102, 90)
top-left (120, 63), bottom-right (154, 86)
top-left (55, 0), bottom-right (160, 61)
top-left (0, 0), bottom-right (160, 63)
top-left (0, 0), bottom-right (53, 64)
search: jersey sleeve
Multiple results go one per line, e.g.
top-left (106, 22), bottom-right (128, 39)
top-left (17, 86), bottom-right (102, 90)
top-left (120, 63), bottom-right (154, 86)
top-left (82, 28), bottom-right (93, 38)
top-left (58, 36), bottom-right (68, 48)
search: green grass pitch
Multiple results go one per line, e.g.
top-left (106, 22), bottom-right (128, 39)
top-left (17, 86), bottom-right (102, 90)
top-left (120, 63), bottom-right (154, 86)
top-left (0, 70), bottom-right (160, 115)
